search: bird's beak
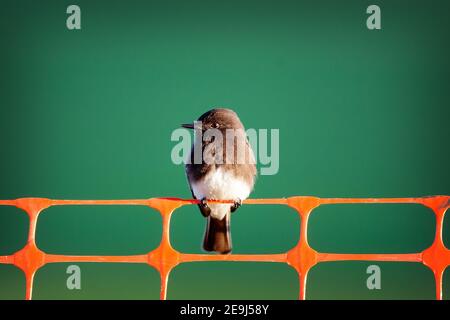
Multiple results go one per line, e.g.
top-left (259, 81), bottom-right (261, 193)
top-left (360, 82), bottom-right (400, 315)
top-left (181, 123), bottom-right (195, 129)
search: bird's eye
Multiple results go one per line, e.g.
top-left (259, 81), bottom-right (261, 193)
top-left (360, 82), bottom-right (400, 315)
top-left (213, 123), bottom-right (220, 128)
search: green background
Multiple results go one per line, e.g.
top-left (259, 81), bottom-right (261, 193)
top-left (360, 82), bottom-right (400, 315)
top-left (0, 0), bottom-right (449, 299)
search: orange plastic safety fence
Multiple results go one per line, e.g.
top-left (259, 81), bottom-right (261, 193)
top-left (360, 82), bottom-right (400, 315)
top-left (0, 196), bottom-right (449, 300)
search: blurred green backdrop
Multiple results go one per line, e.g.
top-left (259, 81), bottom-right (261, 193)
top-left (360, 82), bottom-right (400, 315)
top-left (0, 0), bottom-right (449, 299)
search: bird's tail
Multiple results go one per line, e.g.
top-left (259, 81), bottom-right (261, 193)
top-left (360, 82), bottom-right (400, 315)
top-left (203, 213), bottom-right (232, 254)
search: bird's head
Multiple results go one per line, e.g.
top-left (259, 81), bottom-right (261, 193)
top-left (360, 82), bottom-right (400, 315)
top-left (182, 108), bottom-right (245, 131)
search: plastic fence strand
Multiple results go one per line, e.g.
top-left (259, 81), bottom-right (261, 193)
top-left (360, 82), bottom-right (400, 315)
top-left (0, 196), bottom-right (448, 300)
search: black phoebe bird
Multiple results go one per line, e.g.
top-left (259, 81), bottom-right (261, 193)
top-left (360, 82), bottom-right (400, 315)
top-left (182, 108), bottom-right (257, 254)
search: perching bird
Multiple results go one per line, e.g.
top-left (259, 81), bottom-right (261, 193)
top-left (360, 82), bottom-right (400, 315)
top-left (182, 108), bottom-right (257, 254)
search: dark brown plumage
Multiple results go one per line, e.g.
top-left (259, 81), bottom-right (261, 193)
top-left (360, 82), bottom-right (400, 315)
top-left (183, 108), bottom-right (257, 254)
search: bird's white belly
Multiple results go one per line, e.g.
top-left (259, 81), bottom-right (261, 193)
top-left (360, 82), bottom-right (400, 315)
top-left (191, 167), bottom-right (251, 220)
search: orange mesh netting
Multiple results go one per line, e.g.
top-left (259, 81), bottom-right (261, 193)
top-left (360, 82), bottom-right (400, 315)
top-left (0, 196), bottom-right (448, 300)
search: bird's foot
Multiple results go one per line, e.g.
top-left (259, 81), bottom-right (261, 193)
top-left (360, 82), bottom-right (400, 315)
top-left (199, 198), bottom-right (211, 217)
top-left (200, 197), bottom-right (209, 208)
top-left (230, 198), bottom-right (242, 213)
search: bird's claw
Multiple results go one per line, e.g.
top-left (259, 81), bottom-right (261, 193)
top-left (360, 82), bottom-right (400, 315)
top-left (200, 198), bottom-right (209, 208)
top-left (231, 198), bottom-right (242, 213)
top-left (199, 198), bottom-right (211, 217)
